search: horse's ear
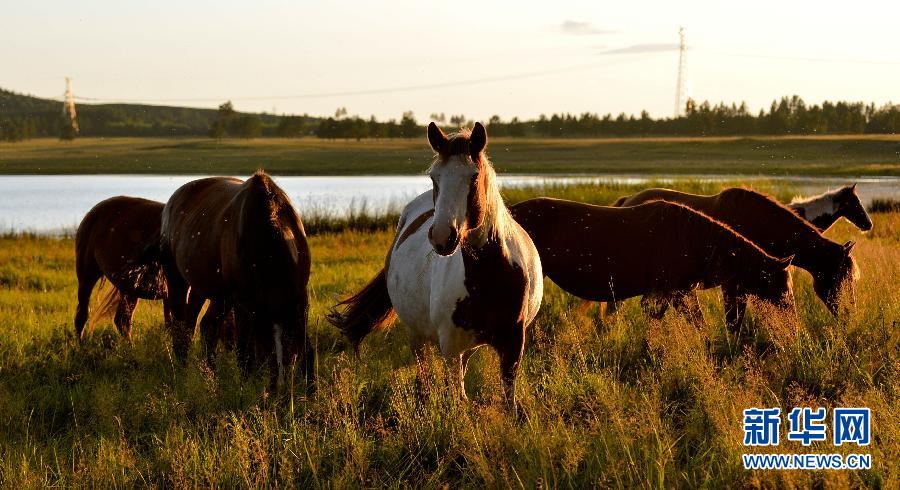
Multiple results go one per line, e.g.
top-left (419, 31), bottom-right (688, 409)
top-left (428, 122), bottom-right (448, 153)
top-left (843, 240), bottom-right (855, 253)
top-left (778, 254), bottom-right (795, 268)
top-left (850, 183), bottom-right (858, 192)
top-left (471, 122), bottom-right (487, 157)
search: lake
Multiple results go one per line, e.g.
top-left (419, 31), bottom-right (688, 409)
top-left (1, 174), bottom-right (899, 234)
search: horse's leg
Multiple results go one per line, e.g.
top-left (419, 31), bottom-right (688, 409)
top-left (114, 295), bottom-right (139, 339)
top-left (605, 299), bottom-right (620, 317)
top-left (162, 298), bottom-right (174, 329)
top-left (234, 306), bottom-right (255, 374)
top-left (74, 256), bottom-right (101, 340)
top-left (722, 286), bottom-right (747, 333)
top-left (411, 340), bottom-right (431, 405)
top-left (168, 286), bottom-right (202, 363)
top-left (199, 299), bottom-right (229, 367)
top-left (298, 326), bottom-right (316, 395)
top-left (456, 347), bottom-right (479, 401)
top-left (496, 325), bottom-right (525, 417)
top-left (641, 293), bottom-right (670, 320)
top-left (162, 263), bottom-right (192, 362)
top-left (673, 291), bottom-right (704, 326)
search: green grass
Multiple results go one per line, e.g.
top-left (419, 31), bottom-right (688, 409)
top-left (2, 135), bottom-right (900, 175)
top-left (0, 181), bottom-right (898, 487)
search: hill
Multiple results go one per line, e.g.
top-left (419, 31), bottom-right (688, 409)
top-left (0, 88), bottom-right (289, 138)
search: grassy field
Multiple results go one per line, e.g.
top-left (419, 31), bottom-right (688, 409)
top-left (2, 135), bottom-right (900, 176)
top-left (0, 181), bottom-right (898, 487)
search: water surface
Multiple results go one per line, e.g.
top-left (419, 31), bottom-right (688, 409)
top-left (1, 174), bottom-right (898, 234)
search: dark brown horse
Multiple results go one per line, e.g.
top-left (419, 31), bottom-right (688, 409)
top-left (160, 172), bottom-right (313, 390)
top-left (75, 196), bottom-right (169, 339)
top-left (613, 187), bottom-right (858, 317)
top-left (510, 198), bottom-right (794, 327)
top-left (75, 196), bottom-right (233, 347)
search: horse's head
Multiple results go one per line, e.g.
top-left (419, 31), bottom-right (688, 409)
top-left (813, 240), bottom-right (859, 314)
top-left (838, 184), bottom-right (873, 232)
top-left (426, 121), bottom-right (490, 256)
top-left (743, 254), bottom-right (795, 309)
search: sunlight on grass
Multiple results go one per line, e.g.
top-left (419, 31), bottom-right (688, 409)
top-left (0, 185), bottom-right (896, 486)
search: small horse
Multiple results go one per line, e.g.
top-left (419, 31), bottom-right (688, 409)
top-left (510, 198), bottom-right (795, 327)
top-left (788, 184), bottom-right (873, 233)
top-left (161, 172), bottom-right (313, 390)
top-left (75, 196), bottom-right (169, 339)
top-left (613, 188), bottom-right (858, 317)
top-left (329, 122), bottom-right (543, 413)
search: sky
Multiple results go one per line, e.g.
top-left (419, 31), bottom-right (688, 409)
top-left (2, 0), bottom-right (899, 121)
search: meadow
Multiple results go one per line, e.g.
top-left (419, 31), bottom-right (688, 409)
top-left (0, 180), bottom-right (898, 487)
top-left (2, 135), bottom-right (900, 176)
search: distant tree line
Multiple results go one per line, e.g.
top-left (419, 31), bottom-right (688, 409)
top-left (2, 87), bottom-right (899, 142)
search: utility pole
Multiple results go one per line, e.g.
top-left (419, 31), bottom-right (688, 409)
top-left (674, 27), bottom-right (687, 118)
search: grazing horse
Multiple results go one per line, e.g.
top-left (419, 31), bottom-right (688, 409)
top-left (329, 122), bottom-right (543, 413)
top-left (75, 196), bottom-right (169, 339)
top-left (613, 188), bottom-right (858, 319)
top-left (788, 184), bottom-right (873, 233)
top-left (510, 198), bottom-right (795, 327)
top-left (161, 172), bottom-right (313, 390)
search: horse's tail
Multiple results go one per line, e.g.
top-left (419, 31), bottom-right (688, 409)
top-left (326, 268), bottom-right (397, 352)
top-left (88, 277), bottom-right (122, 332)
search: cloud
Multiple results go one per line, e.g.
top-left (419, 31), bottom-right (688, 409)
top-left (597, 43), bottom-right (680, 55)
top-left (561, 20), bottom-right (614, 36)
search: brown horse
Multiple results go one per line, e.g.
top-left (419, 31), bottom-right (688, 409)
top-left (75, 196), bottom-right (169, 339)
top-left (788, 184), bottom-right (873, 233)
top-left (160, 172), bottom-right (313, 390)
top-left (613, 187), bottom-right (858, 317)
top-left (75, 196), bottom-right (233, 346)
top-left (510, 198), bottom-right (794, 327)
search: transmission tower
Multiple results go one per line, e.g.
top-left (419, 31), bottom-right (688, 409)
top-left (62, 76), bottom-right (79, 133)
top-left (674, 27), bottom-right (688, 118)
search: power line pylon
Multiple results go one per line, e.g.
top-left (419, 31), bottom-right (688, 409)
top-left (63, 76), bottom-right (79, 133)
top-left (674, 27), bottom-right (688, 118)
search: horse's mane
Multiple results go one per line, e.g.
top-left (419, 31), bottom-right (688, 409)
top-left (649, 199), bottom-right (780, 261)
top-left (429, 130), bottom-right (509, 241)
top-left (241, 171), bottom-right (305, 267)
top-left (789, 184), bottom-right (855, 206)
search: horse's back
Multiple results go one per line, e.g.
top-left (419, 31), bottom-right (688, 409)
top-left (511, 197), bottom-right (714, 300)
top-left (616, 188), bottom-right (712, 210)
top-left (162, 177), bottom-right (245, 295)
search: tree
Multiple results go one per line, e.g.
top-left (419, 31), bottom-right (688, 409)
top-left (230, 114), bottom-right (263, 138)
top-left (58, 115), bottom-right (77, 141)
top-left (399, 111), bottom-right (417, 138)
top-left (277, 116), bottom-right (307, 137)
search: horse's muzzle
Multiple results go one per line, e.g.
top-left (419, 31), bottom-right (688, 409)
top-left (429, 225), bottom-right (460, 256)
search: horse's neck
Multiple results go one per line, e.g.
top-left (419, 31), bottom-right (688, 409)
top-left (703, 223), bottom-right (755, 284)
top-left (464, 189), bottom-right (510, 252)
top-left (792, 193), bottom-right (838, 230)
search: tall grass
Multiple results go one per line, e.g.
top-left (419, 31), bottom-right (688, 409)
top-left (0, 185), bottom-right (896, 487)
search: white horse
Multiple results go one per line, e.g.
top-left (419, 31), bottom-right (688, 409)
top-left (788, 183), bottom-right (872, 233)
top-left (328, 122), bottom-right (543, 413)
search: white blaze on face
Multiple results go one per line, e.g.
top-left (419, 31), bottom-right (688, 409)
top-left (273, 323), bottom-right (285, 386)
top-left (429, 156), bottom-right (477, 252)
